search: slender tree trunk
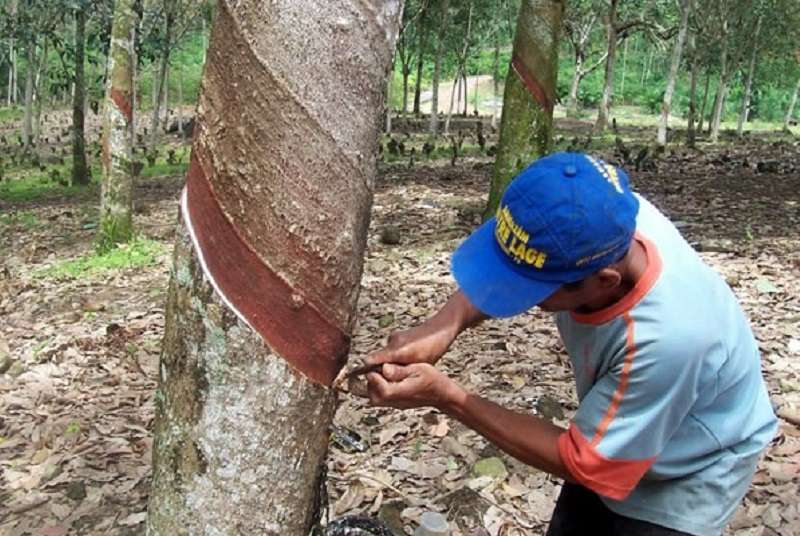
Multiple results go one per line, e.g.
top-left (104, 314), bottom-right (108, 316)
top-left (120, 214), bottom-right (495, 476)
top-left (698, 68), bottom-right (710, 133)
top-left (72, 7), bottom-right (90, 185)
top-left (6, 40), bottom-right (13, 106)
top-left (22, 42), bottom-right (36, 148)
top-left (402, 62), bottom-right (410, 117)
top-left (445, 68), bottom-right (459, 134)
top-left (567, 51), bottom-right (583, 118)
top-left (737, 13), bottom-right (761, 136)
top-left (412, 17), bottom-right (427, 116)
top-left (657, 0), bottom-right (691, 146)
top-left (595, 0), bottom-right (618, 132)
top-left (149, 14), bottom-right (172, 148)
top-left (177, 67), bottom-right (184, 142)
top-left (146, 1), bottom-right (402, 533)
top-left (709, 25), bottom-right (729, 142)
top-left (784, 75), bottom-right (800, 131)
top-left (686, 33), bottom-right (699, 147)
top-left (33, 40), bottom-right (48, 146)
top-left (98, 0), bottom-right (139, 251)
top-left (162, 62), bottom-right (170, 132)
top-left (620, 37), bottom-right (628, 102)
top-left (491, 28), bottom-right (500, 127)
top-left (428, 0), bottom-right (450, 136)
top-left (484, 0), bottom-right (564, 218)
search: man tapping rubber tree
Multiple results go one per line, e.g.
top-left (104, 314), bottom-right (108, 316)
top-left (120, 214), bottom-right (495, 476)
top-left (363, 152), bottom-right (777, 536)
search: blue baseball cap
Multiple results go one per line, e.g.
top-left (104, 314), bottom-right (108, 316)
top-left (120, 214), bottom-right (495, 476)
top-left (452, 152), bottom-right (640, 317)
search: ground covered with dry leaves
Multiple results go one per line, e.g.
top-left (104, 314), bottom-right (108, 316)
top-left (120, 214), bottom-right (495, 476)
top-left (1, 129), bottom-right (799, 535)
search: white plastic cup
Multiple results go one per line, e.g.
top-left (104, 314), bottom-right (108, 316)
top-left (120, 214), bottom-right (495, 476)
top-left (414, 511), bottom-right (449, 536)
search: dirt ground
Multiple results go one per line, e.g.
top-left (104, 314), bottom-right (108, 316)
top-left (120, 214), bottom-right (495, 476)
top-left (1, 120), bottom-right (799, 535)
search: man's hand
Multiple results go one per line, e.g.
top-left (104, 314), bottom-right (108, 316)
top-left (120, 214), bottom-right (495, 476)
top-left (364, 290), bottom-right (487, 368)
top-left (366, 363), bottom-right (465, 410)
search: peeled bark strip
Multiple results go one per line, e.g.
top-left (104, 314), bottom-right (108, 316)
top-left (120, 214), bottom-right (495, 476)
top-left (484, 0), bottom-right (563, 219)
top-left (146, 1), bottom-right (402, 534)
top-left (98, 0), bottom-right (138, 250)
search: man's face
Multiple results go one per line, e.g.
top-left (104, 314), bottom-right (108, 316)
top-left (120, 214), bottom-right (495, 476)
top-left (537, 269), bottom-right (624, 313)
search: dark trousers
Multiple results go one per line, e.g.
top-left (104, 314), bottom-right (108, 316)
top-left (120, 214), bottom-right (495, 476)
top-left (546, 484), bottom-right (692, 536)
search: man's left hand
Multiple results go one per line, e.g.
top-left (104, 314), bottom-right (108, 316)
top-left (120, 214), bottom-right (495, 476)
top-left (366, 363), bottom-right (462, 410)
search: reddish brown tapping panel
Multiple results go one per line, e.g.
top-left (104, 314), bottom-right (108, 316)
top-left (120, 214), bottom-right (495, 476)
top-left (110, 88), bottom-right (132, 122)
top-left (185, 151), bottom-right (350, 386)
top-left (511, 55), bottom-right (553, 112)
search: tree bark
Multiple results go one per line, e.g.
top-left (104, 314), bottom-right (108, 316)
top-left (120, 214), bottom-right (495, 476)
top-left (484, 0), bottom-right (564, 219)
top-left (149, 6), bottom-right (173, 149)
top-left (657, 0), bottom-right (691, 146)
top-left (698, 68), bottom-right (710, 133)
top-left (412, 16), bottom-right (427, 116)
top-left (567, 50), bottom-right (583, 117)
top-left (72, 7), bottom-right (90, 185)
top-left (784, 75), bottom-right (800, 131)
top-left (428, 0), bottom-right (450, 136)
top-left (32, 39), bottom-right (48, 146)
top-left (145, 1), bottom-right (402, 533)
top-left (686, 32), bottom-right (699, 147)
top-left (22, 41), bottom-right (35, 149)
top-left (709, 21), bottom-right (729, 142)
top-left (595, 0), bottom-right (618, 132)
top-left (737, 13), bottom-right (761, 136)
top-left (98, 0), bottom-right (139, 251)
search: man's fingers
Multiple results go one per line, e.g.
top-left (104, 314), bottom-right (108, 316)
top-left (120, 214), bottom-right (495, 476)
top-left (381, 363), bottom-right (414, 381)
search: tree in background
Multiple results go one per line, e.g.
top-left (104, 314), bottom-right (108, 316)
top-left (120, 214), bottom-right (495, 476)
top-left (71, 1), bottom-right (90, 185)
top-left (484, 0), bottom-right (563, 219)
top-left (145, 0), bottom-right (401, 532)
top-left (97, 0), bottom-right (140, 251)
top-left (563, 0), bottom-right (607, 118)
top-left (656, 0), bottom-right (691, 146)
top-left (428, 0), bottom-right (450, 135)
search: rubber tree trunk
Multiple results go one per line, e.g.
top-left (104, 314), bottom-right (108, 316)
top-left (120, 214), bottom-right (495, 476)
top-left (428, 0), bottom-right (450, 136)
top-left (567, 50), bottom-right (584, 117)
top-left (145, 1), bottom-right (402, 534)
top-left (412, 20), bottom-right (426, 116)
top-left (698, 69), bottom-right (710, 133)
top-left (72, 7), bottom-right (90, 186)
top-left (32, 40), bottom-right (48, 146)
top-left (686, 32), bottom-right (699, 148)
top-left (595, 0), bottom-right (618, 132)
top-left (22, 42), bottom-right (35, 148)
top-left (737, 13), bottom-right (762, 137)
top-left (98, 0), bottom-right (139, 251)
top-left (149, 10), bottom-right (173, 149)
top-left (657, 0), bottom-right (691, 146)
top-left (785, 75), bottom-right (800, 131)
top-left (484, 0), bottom-right (563, 219)
top-left (709, 22), bottom-right (729, 143)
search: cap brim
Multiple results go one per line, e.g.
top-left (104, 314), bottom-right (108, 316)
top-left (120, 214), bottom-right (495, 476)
top-left (451, 219), bottom-right (560, 318)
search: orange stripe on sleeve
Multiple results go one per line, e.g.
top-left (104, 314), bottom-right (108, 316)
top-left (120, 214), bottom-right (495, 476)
top-left (591, 311), bottom-right (637, 446)
top-left (558, 423), bottom-right (655, 501)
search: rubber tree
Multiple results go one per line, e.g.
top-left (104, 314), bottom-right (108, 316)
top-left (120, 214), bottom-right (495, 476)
top-left (563, 0), bottom-right (607, 118)
top-left (97, 0), bottom-right (139, 251)
top-left (657, 0), bottom-right (691, 146)
top-left (484, 0), bottom-right (564, 219)
top-left (785, 75), bottom-right (800, 131)
top-left (737, 8), bottom-right (762, 136)
top-left (145, 1), bottom-right (402, 534)
top-left (71, 2), bottom-right (90, 186)
top-left (428, 0), bottom-right (450, 136)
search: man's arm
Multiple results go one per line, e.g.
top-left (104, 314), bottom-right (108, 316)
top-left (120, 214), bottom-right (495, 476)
top-left (365, 290), bottom-right (488, 367)
top-left (367, 363), bottom-right (573, 481)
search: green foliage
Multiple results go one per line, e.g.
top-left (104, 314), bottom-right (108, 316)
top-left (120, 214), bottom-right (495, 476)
top-left (36, 235), bottom-right (166, 280)
top-left (0, 106), bottom-right (23, 123)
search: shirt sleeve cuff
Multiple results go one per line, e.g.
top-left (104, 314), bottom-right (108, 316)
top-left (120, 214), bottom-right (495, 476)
top-left (558, 423), bottom-right (655, 501)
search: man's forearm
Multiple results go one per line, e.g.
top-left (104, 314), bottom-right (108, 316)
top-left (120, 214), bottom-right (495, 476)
top-left (442, 385), bottom-right (573, 481)
top-left (432, 290), bottom-right (488, 338)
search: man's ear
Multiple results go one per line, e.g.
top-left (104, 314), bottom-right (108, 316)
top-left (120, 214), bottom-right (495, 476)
top-left (595, 267), bottom-right (623, 290)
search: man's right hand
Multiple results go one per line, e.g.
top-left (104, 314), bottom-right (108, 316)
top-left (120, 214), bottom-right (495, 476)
top-left (364, 290), bottom-right (488, 367)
